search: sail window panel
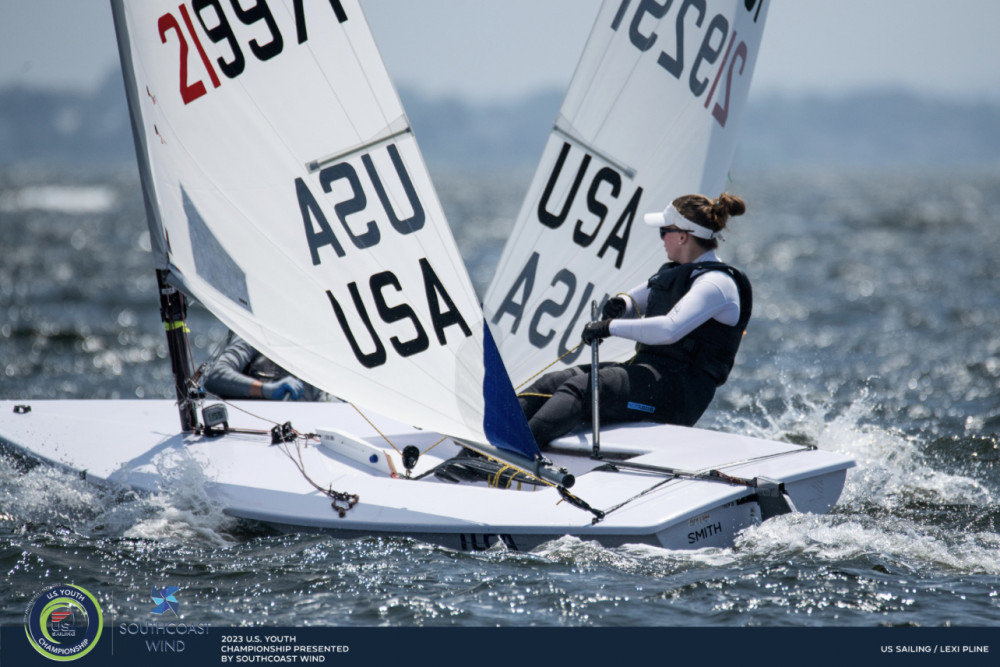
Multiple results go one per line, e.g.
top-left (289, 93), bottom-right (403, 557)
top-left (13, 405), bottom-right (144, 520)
top-left (183, 187), bottom-right (252, 312)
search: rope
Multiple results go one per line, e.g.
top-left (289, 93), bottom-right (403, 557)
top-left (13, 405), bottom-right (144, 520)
top-left (192, 392), bottom-right (359, 517)
top-left (348, 401), bottom-right (402, 455)
top-left (616, 292), bottom-right (642, 318)
top-left (198, 391), bottom-right (311, 437)
top-left (274, 431), bottom-right (359, 518)
top-left (422, 436), bottom-right (449, 454)
top-left (512, 294), bottom-right (641, 391)
top-left (490, 464), bottom-right (515, 488)
top-left (557, 486), bottom-right (606, 522)
top-left (345, 404), bottom-right (458, 459)
top-left (597, 477), bottom-right (673, 518)
top-left (470, 449), bottom-right (553, 488)
top-left (514, 342), bottom-right (584, 390)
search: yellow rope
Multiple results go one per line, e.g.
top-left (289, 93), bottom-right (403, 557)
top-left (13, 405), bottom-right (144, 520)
top-left (491, 464), bottom-right (514, 488)
top-left (450, 442), bottom-right (558, 490)
top-left (348, 402), bottom-right (402, 455)
top-left (512, 294), bottom-right (639, 391)
top-left (422, 436), bottom-right (449, 454)
top-left (617, 292), bottom-right (642, 318)
top-left (514, 342), bottom-right (584, 390)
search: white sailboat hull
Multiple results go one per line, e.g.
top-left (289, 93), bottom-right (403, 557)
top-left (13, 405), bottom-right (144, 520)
top-left (0, 400), bottom-right (852, 551)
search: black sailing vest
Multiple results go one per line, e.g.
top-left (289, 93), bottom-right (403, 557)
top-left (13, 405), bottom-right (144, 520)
top-left (638, 261), bottom-right (752, 386)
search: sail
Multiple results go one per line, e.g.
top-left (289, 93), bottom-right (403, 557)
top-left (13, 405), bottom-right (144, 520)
top-left (483, 0), bottom-right (768, 387)
top-left (111, 0), bottom-right (537, 459)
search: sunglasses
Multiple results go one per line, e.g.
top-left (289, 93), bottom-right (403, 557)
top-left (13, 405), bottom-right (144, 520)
top-left (659, 227), bottom-right (687, 239)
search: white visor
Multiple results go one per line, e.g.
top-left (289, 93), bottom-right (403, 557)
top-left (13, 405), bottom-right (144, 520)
top-left (642, 204), bottom-right (723, 241)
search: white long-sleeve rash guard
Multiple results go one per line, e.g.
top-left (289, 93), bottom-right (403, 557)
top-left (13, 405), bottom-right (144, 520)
top-left (608, 251), bottom-right (741, 346)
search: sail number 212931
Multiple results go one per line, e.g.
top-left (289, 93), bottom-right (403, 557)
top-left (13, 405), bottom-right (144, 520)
top-left (609, 0), bottom-right (764, 128)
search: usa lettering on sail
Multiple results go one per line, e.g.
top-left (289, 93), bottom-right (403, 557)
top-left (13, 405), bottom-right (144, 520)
top-left (491, 250), bottom-right (604, 365)
top-left (490, 140), bottom-right (638, 359)
top-left (297, 145), bottom-right (472, 369)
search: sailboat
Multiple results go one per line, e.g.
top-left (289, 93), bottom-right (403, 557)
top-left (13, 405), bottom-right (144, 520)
top-left (0, 0), bottom-right (852, 552)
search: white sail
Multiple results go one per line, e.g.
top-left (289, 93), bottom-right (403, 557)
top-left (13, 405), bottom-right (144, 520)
top-left (483, 0), bottom-right (769, 387)
top-left (112, 0), bottom-right (536, 458)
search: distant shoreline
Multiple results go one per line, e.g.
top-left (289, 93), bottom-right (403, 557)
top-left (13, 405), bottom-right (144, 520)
top-left (2, 72), bottom-right (999, 170)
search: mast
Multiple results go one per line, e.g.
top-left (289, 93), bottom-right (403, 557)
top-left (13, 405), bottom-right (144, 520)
top-left (590, 301), bottom-right (601, 459)
top-left (157, 269), bottom-right (199, 432)
top-left (112, 0), bottom-right (198, 431)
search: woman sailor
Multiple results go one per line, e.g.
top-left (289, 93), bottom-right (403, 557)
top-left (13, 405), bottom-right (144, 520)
top-left (518, 192), bottom-right (752, 448)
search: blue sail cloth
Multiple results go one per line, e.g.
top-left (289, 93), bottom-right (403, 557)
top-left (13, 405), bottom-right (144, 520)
top-left (481, 321), bottom-right (540, 460)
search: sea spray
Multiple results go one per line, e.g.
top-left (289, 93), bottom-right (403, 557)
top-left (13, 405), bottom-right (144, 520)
top-left (119, 449), bottom-right (240, 548)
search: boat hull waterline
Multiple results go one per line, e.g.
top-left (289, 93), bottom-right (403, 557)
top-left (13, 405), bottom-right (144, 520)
top-left (0, 400), bottom-right (852, 551)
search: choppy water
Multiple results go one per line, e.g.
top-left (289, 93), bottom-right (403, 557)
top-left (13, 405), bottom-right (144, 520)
top-left (1, 164), bottom-right (999, 631)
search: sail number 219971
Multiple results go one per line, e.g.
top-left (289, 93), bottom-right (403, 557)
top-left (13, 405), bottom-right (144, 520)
top-left (156, 0), bottom-right (348, 105)
top-left (609, 0), bottom-right (765, 128)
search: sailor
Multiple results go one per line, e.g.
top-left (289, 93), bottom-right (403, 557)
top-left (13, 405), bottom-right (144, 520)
top-left (202, 331), bottom-right (325, 401)
top-left (518, 192), bottom-right (752, 448)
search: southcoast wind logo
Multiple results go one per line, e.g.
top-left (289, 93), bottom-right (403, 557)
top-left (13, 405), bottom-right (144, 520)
top-left (24, 584), bottom-right (104, 661)
top-left (151, 586), bottom-right (181, 616)
top-left (117, 584), bottom-right (208, 654)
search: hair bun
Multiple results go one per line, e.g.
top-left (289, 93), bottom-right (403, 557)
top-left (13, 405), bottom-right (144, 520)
top-left (714, 192), bottom-right (746, 219)
top-left (670, 192), bottom-right (745, 239)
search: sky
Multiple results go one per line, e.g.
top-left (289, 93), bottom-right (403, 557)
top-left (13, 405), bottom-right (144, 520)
top-left (1, 0), bottom-right (999, 102)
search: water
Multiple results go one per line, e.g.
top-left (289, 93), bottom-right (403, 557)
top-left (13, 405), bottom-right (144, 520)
top-left (1, 163), bottom-right (999, 630)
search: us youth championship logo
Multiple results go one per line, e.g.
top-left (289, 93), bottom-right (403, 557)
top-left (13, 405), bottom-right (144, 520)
top-left (24, 584), bottom-right (104, 661)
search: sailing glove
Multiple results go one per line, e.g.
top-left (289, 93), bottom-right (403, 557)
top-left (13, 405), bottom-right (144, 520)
top-left (263, 377), bottom-right (304, 401)
top-left (581, 320), bottom-right (611, 345)
top-left (601, 296), bottom-right (627, 319)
